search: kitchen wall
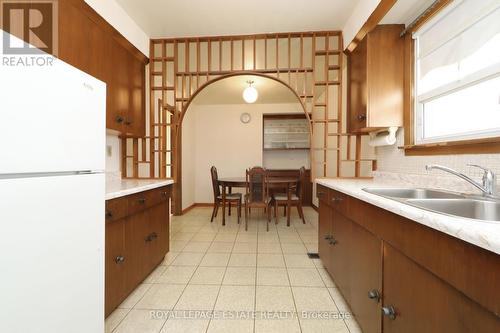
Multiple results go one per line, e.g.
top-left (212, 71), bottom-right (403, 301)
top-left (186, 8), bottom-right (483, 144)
top-left (376, 129), bottom-right (500, 182)
top-left (181, 102), bottom-right (310, 210)
top-left (105, 133), bottom-right (121, 176)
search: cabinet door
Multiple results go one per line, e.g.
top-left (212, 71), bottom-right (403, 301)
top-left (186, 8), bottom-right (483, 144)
top-left (330, 209), bottom-right (352, 303)
top-left (105, 219), bottom-right (126, 316)
top-left (318, 201), bottom-right (333, 272)
top-left (124, 211), bottom-right (149, 292)
top-left (128, 56), bottom-right (146, 137)
top-left (147, 202), bottom-right (169, 266)
top-left (350, 222), bottom-right (382, 333)
top-left (348, 37), bottom-right (367, 132)
top-left (58, 1), bottom-right (91, 73)
top-left (383, 244), bottom-right (500, 333)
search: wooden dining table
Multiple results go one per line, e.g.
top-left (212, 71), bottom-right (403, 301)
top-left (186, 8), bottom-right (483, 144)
top-left (218, 177), bottom-right (299, 227)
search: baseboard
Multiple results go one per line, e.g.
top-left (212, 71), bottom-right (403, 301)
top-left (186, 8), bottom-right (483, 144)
top-left (311, 203), bottom-right (318, 212)
top-left (181, 203), bottom-right (213, 215)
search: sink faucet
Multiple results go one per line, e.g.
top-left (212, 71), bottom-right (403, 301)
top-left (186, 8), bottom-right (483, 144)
top-left (425, 164), bottom-right (498, 197)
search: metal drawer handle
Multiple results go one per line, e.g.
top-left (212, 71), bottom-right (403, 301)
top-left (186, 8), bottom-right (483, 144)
top-left (115, 256), bottom-right (125, 264)
top-left (161, 191), bottom-right (168, 197)
top-left (331, 197), bottom-right (343, 203)
top-left (105, 210), bottom-right (113, 219)
top-left (382, 306), bottom-right (397, 320)
top-left (115, 116), bottom-right (124, 124)
top-left (357, 114), bottom-right (367, 121)
top-left (324, 235), bottom-right (332, 240)
top-left (329, 238), bottom-right (338, 245)
top-left (368, 289), bottom-right (381, 302)
top-left (138, 198), bottom-right (146, 204)
top-left (318, 191), bottom-right (325, 197)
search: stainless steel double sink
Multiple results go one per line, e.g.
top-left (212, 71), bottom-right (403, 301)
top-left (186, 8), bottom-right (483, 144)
top-left (362, 188), bottom-right (500, 222)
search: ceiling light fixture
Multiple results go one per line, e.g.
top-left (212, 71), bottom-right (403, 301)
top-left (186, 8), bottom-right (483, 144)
top-left (243, 80), bottom-right (258, 103)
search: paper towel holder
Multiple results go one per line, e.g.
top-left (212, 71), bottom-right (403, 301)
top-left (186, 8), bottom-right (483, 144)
top-left (368, 127), bottom-right (399, 147)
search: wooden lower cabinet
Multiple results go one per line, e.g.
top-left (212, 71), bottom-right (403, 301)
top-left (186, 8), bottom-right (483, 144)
top-left (318, 194), bottom-right (333, 273)
top-left (105, 185), bottom-right (171, 317)
top-left (104, 219), bottom-right (126, 315)
top-left (350, 222), bottom-right (382, 333)
top-left (330, 209), bottom-right (352, 303)
top-left (383, 243), bottom-right (499, 333)
top-left (316, 184), bottom-right (500, 332)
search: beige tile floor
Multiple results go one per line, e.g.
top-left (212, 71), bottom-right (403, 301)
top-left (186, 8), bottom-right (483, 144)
top-left (106, 206), bottom-right (362, 333)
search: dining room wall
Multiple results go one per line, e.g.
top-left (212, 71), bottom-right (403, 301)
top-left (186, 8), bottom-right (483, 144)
top-left (181, 102), bottom-right (310, 209)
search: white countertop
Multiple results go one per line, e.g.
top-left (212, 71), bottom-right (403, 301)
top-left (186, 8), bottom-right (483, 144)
top-left (106, 179), bottom-right (174, 200)
top-left (315, 178), bottom-right (500, 255)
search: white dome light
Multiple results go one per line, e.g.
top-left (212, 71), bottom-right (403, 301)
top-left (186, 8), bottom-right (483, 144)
top-left (243, 80), bottom-right (258, 103)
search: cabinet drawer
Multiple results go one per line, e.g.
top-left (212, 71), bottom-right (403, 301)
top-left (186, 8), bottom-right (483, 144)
top-left (153, 186), bottom-right (171, 203)
top-left (316, 184), bottom-right (329, 203)
top-left (105, 197), bottom-right (128, 222)
top-left (330, 189), bottom-right (349, 214)
top-left (128, 190), bottom-right (157, 215)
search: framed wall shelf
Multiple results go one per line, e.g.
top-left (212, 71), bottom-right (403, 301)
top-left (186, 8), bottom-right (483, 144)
top-left (263, 114), bottom-right (310, 150)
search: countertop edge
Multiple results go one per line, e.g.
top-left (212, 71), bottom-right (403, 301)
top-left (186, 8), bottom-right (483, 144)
top-left (315, 178), bottom-right (500, 255)
top-left (106, 180), bottom-right (174, 200)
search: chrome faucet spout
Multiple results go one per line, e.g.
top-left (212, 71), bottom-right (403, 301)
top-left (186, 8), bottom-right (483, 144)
top-left (425, 164), bottom-right (498, 197)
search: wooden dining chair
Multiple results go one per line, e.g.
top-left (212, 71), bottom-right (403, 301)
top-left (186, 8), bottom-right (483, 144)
top-left (273, 166), bottom-right (306, 224)
top-left (244, 167), bottom-right (273, 231)
top-left (210, 166), bottom-right (242, 224)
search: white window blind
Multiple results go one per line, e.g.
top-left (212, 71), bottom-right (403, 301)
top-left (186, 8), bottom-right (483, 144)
top-left (413, 0), bottom-right (500, 144)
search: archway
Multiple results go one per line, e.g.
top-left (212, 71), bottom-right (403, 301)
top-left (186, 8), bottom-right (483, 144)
top-left (122, 32), bottom-right (374, 216)
top-left (179, 73), bottom-right (312, 212)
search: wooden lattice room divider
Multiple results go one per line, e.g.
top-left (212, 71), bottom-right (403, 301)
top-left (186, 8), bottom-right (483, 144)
top-left (122, 31), bottom-right (376, 214)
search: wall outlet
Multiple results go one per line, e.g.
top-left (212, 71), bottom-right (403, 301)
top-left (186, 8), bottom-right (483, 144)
top-left (106, 145), bottom-right (113, 157)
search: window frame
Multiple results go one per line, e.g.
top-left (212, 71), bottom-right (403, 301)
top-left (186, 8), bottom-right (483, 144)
top-left (403, 0), bottom-right (500, 155)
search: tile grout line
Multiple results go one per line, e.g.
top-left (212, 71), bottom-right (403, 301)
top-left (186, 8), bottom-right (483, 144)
top-left (278, 218), bottom-right (304, 333)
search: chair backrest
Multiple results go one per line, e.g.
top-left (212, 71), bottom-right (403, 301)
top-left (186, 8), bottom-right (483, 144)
top-left (296, 166), bottom-right (306, 198)
top-left (210, 166), bottom-right (220, 198)
top-left (246, 166), bottom-right (269, 205)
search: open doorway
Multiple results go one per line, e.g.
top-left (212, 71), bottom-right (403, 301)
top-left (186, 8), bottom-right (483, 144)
top-left (181, 74), bottom-right (311, 212)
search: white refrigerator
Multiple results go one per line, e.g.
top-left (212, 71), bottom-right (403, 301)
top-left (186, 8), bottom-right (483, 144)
top-left (0, 32), bottom-right (105, 333)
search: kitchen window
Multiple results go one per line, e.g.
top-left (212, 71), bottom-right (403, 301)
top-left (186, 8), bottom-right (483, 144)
top-left (413, 0), bottom-right (500, 145)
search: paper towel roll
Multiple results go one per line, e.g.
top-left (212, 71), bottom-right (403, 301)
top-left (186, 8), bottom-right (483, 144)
top-left (368, 127), bottom-right (398, 147)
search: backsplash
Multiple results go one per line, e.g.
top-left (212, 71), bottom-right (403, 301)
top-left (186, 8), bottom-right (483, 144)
top-left (375, 130), bottom-right (500, 185)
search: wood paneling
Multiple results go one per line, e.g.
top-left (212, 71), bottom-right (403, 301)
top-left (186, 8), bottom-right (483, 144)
top-left (125, 31), bottom-right (376, 214)
top-left (58, 0), bottom-right (147, 137)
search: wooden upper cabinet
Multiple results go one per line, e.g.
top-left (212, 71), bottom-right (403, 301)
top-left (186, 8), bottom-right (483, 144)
top-left (58, 0), bottom-right (147, 137)
top-left (348, 24), bottom-right (404, 133)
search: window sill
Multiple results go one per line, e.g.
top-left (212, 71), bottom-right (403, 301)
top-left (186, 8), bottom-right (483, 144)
top-left (399, 137), bottom-right (500, 156)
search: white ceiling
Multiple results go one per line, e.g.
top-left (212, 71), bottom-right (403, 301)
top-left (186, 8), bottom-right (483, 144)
top-left (191, 75), bottom-right (299, 105)
top-left (115, 0), bottom-right (358, 39)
